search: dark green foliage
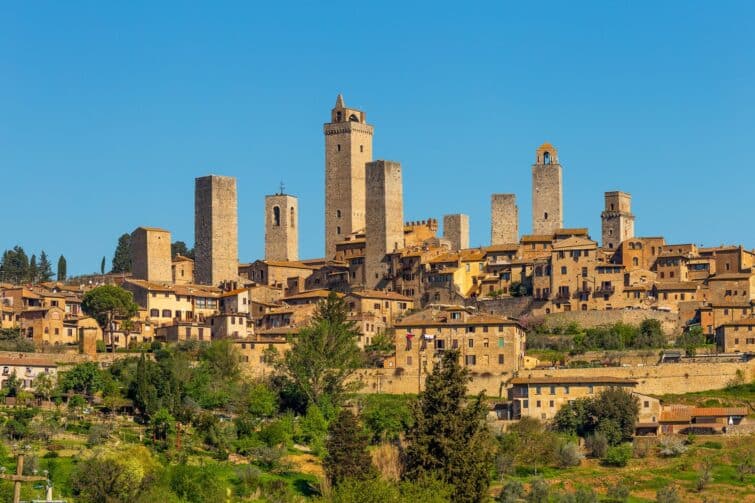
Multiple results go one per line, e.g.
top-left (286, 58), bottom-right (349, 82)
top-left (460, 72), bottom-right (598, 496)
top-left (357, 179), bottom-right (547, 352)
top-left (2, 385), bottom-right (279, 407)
top-left (529, 320), bottom-right (666, 353)
top-left (498, 479), bottom-right (525, 502)
top-left (676, 325), bottom-right (706, 356)
top-left (100, 256), bottom-right (106, 275)
top-left (553, 387), bottom-right (639, 445)
top-left (58, 362), bottom-right (110, 395)
top-left (170, 241), bottom-right (194, 259)
top-left (37, 250), bottom-right (54, 282)
top-left (0, 327), bottom-right (35, 352)
top-left (82, 284), bottom-right (139, 349)
top-left (0, 246), bottom-right (30, 283)
top-left (111, 233), bottom-right (132, 273)
top-left (527, 478), bottom-right (550, 502)
top-left (280, 292), bottom-right (363, 407)
top-left (361, 394), bottom-right (413, 443)
top-left (497, 417), bottom-right (561, 472)
top-left (602, 444), bottom-right (632, 467)
top-left (168, 463), bottom-right (226, 503)
top-left (404, 350), bottom-right (495, 503)
top-left (324, 409), bottom-right (373, 486)
top-left (326, 476), bottom-right (453, 503)
top-left (57, 255), bottom-right (67, 281)
top-left (29, 254), bottom-right (38, 283)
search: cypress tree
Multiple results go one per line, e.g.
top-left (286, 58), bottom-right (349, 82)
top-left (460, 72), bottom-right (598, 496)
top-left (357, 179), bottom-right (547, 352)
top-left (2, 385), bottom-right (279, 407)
top-left (100, 256), bottom-right (106, 275)
top-left (404, 350), bottom-right (496, 503)
top-left (111, 233), bottom-right (132, 273)
top-left (28, 254), bottom-right (38, 283)
top-left (38, 251), bottom-right (54, 282)
top-left (57, 255), bottom-right (67, 281)
top-left (324, 409), bottom-right (373, 486)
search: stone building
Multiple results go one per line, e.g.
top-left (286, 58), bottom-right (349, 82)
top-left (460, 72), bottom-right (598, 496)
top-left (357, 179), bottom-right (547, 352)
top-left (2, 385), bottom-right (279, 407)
top-left (194, 175), bottom-right (239, 286)
top-left (265, 192), bottom-right (298, 262)
top-left (491, 194), bottom-right (519, 245)
top-left (443, 214), bottom-right (469, 251)
top-left (324, 95), bottom-right (373, 258)
top-left (532, 143), bottom-right (563, 235)
top-left (130, 227), bottom-right (172, 283)
top-left (172, 255), bottom-right (194, 285)
top-left (365, 160), bottom-right (404, 289)
top-left (601, 191), bottom-right (635, 250)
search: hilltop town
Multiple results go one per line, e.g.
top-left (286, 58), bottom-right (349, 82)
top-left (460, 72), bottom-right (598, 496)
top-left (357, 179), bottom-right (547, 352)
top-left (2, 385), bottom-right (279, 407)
top-left (1, 95), bottom-right (754, 501)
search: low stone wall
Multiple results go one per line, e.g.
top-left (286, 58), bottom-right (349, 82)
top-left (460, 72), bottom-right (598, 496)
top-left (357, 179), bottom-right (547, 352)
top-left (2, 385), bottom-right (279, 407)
top-left (351, 359), bottom-right (755, 398)
top-left (541, 309), bottom-right (680, 335)
top-left (0, 350), bottom-right (135, 368)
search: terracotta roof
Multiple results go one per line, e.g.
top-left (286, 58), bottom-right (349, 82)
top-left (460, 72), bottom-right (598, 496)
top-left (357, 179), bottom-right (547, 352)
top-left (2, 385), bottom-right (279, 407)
top-left (0, 356), bottom-right (57, 367)
top-left (220, 288), bottom-right (248, 298)
top-left (509, 376), bottom-right (638, 385)
top-left (718, 318), bottom-right (755, 327)
top-left (484, 244), bottom-right (520, 254)
top-left (552, 236), bottom-right (598, 250)
top-left (395, 308), bottom-right (518, 328)
top-left (429, 253), bottom-right (460, 264)
top-left (172, 254), bottom-right (194, 263)
top-left (553, 228), bottom-right (589, 236)
top-left (708, 273), bottom-right (753, 281)
top-left (349, 290), bottom-right (412, 301)
top-left (660, 406), bottom-right (748, 422)
top-left (521, 235), bottom-right (553, 243)
top-left (655, 281), bottom-right (699, 291)
top-left (459, 249), bottom-right (486, 261)
top-left (284, 289), bottom-right (340, 301)
top-left (262, 260), bottom-right (317, 270)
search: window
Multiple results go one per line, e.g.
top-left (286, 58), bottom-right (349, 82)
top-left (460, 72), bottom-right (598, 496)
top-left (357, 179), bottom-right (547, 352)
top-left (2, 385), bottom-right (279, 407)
top-left (550, 386), bottom-right (556, 395)
top-left (497, 337), bottom-right (504, 348)
top-left (549, 400), bottom-right (555, 408)
top-left (465, 355), bottom-right (476, 366)
top-left (523, 400), bottom-right (529, 408)
top-left (406, 356), bottom-right (413, 366)
top-left (337, 226), bottom-right (341, 234)
top-left (360, 145), bottom-right (364, 152)
top-left (162, 309), bottom-right (171, 318)
top-left (150, 309), bottom-right (159, 318)
top-left (588, 385), bottom-right (594, 394)
top-left (536, 386), bottom-right (541, 395)
top-left (290, 207), bottom-right (295, 227)
top-left (272, 206), bottom-right (281, 226)
top-left (337, 144), bottom-right (341, 152)
top-left (483, 338), bottom-right (489, 348)
top-left (468, 339), bottom-right (474, 348)
top-left (560, 266), bottom-right (567, 275)
top-left (498, 354), bottom-right (504, 364)
top-left (336, 209), bottom-right (341, 218)
top-left (536, 400), bottom-right (541, 408)
top-left (644, 401), bottom-right (650, 408)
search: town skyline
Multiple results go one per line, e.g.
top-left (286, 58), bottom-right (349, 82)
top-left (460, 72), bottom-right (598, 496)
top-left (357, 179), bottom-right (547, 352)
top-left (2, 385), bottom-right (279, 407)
top-left (3, 2), bottom-right (754, 275)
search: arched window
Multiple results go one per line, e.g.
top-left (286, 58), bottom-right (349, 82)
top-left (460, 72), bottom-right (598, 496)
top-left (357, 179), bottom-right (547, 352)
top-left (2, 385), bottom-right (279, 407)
top-left (349, 114), bottom-right (359, 122)
top-left (544, 212), bottom-right (549, 220)
top-left (336, 209), bottom-right (341, 218)
top-left (633, 257), bottom-right (639, 266)
top-left (272, 206), bottom-right (281, 227)
top-left (543, 151), bottom-right (551, 164)
top-left (290, 207), bottom-right (295, 228)
top-left (336, 111), bottom-right (342, 122)
top-left (337, 226), bottom-right (341, 234)
top-left (611, 203), bottom-right (615, 211)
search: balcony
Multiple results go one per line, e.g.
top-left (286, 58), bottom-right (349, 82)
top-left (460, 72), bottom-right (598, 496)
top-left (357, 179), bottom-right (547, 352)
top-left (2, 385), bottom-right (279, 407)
top-left (595, 285), bottom-right (616, 295)
top-left (554, 290), bottom-right (571, 300)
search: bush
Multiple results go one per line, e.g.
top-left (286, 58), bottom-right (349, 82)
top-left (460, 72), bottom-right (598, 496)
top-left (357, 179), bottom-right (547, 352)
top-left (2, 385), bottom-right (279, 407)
top-left (633, 438), bottom-right (653, 458)
top-left (655, 484), bottom-right (680, 503)
top-left (585, 432), bottom-right (608, 458)
top-left (605, 480), bottom-right (630, 502)
top-left (527, 478), bottom-right (550, 502)
top-left (659, 437), bottom-right (687, 457)
top-left (43, 451), bottom-right (59, 459)
top-left (558, 441), bottom-right (583, 467)
top-left (602, 444), bottom-right (631, 467)
top-left (700, 441), bottom-right (722, 450)
top-left (498, 479), bottom-right (525, 502)
top-left (169, 464), bottom-right (226, 503)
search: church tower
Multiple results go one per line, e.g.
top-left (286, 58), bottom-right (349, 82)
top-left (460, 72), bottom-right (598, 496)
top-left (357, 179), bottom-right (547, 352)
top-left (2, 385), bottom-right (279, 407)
top-left (265, 191), bottom-right (298, 262)
top-left (324, 94), bottom-right (374, 258)
top-left (601, 191), bottom-right (635, 250)
top-left (532, 143), bottom-right (563, 235)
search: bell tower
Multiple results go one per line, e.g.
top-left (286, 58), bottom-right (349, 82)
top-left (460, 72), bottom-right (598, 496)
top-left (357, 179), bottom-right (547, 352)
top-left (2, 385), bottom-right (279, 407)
top-left (601, 191), bottom-right (635, 250)
top-left (324, 94), bottom-right (374, 258)
top-left (531, 143), bottom-right (563, 235)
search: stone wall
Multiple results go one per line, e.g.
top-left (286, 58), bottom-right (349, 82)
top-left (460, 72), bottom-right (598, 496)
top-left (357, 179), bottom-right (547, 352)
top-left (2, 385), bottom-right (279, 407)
top-left (466, 297), bottom-right (540, 319)
top-left (265, 194), bottom-right (298, 261)
top-left (490, 194), bottom-right (518, 244)
top-left (130, 227), bottom-right (172, 283)
top-left (540, 308), bottom-right (680, 335)
top-left (350, 358), bottom-right (755, 397)
top-left (531, 147), bottom-right (563, 235)
top-left (365, 160), bottom-right (403, 289)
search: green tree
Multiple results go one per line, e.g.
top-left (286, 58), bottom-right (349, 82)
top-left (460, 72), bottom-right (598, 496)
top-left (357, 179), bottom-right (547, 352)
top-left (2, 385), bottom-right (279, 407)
top-left (111, 233), bottom-right (132, 273)
top-left (171, 241), bottom-right (194, 259)
top-left (57, 255), bottom-right (67, 281)
top-left (0, 246), bottom-right (30, 284)
top-left (553, 387), bottom-right (639, 445)
top-left (59, 362), bottom-right (107, 396)
top-left (29, 254), bottom-right (38, 283)
top-left (676, 325), bottom-right (706, 357)
top-left (38, 251), bottom-right (54, 282)
top-left (280, 292), bottom-right (363, 407)
top-left (71, 445), bottom-right (160, 502)
top-left (81, 285), bottom-right (138, 351)
top-left (169, 464), bottom-right (226, 503)
top-left (100, 256), bottom-right (106, 275)
top-left (404, 350), bottom-right (495, 503)
top-left (324, 409), bottom-right (373, 486)
top-left (150, 407), bottom-right (176, 441)
top-left (635, 319), bottom-right (665, 348)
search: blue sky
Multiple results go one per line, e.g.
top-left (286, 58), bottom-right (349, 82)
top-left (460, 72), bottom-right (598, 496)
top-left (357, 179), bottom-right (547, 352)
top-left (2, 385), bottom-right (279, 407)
top-left (1, 1), bottom-right (754, 275)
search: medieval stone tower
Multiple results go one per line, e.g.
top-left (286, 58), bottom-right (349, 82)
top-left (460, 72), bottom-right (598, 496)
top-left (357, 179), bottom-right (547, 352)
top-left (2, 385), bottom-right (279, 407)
top-left (443, 214), bottom-right (469, 251)
top-left (194, 175), bottom-right (239, 286)
top-left (601, 191), bottom-right (635, 250)
top-left (532, 143), bottom-right (563, 235)
top-left (324, 94), bottom-right (374, 258)
top-left (365, 160), bottom-right (404, 289)
top-left (265, 192), bottom-right (299, 262)
top-left (130, 227), bottom-right (172, 283)
top-left (491, 194), bottom-right (519, 244)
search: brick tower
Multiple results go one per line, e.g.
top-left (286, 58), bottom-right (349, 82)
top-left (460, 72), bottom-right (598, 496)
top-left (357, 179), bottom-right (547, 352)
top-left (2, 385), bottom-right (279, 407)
top-left (265, 191), bottom-right (299, 262)
top-left (532, 143), bottom-right (563, 235)
top-left (365, 160), bottom-right (404, 289)
top-left (194, 175), bottom-right (239, 286)
top-left (130, 227), bottom-right (172, 283)
top-left (491, 194), bottom-right (519, 244)
top-left (443, 214), bottom-right (470, 251)
top-left (324, 94), bottom-right (374, 258)
top-left (601, 191), bottom-right (635, 250)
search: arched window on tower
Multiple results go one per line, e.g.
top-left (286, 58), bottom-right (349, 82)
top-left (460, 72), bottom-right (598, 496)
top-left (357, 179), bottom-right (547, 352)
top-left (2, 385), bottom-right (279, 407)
top-left (349, 114), bottom-right (359, 122)
top-left (633, 257), bottom-right (639, 266)
top-left (336, 209), bottom-right (342, 218)
top-left (336, 111), bottom-right (342, 122)
top-left (544, 212), bottom-right (549, 220)
top-left (273, 206), bottom-right (281, 227)
top-left (290, 207), bottom-right (295, 228)
top-left (543, 151), bottom-right (551, 164)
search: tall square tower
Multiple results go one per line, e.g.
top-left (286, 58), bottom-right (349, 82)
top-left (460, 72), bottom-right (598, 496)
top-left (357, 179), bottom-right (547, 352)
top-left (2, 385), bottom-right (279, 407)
top-left (324, 94), bottom-right (374, 258)
top-left (532, 143), bottom-right (563, 235)
top-left (265, 192), bottom-right (299, 262)
top-left (601, 191), bottom-right (635, 250)
top-left (365, 160), bottom-right (404, 289)
top-left (194, 175), bottom-right (239, 286)
top-left (130, 227), bottom-right (172, 283)
top-left (491, 194), bottom-right (519, 244)
top-left (443, 214), bottom-right (470, 251)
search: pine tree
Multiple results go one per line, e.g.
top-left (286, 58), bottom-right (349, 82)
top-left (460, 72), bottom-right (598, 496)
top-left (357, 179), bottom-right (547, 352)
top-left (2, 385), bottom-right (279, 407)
top-left (324, 409), bottom-right (373, 486)
top-left (28, 254), bottom-right (38, 283)
top-left (404, 350), bottom-right (496, 503)
top-left (38, 251), bottom-right (53, 282)
top-left (100, 256), bottom-right (106, 275)
top-left (57, 255), bottom-right (67, 281)
top-left (111, 233), bottom-right (132, 273)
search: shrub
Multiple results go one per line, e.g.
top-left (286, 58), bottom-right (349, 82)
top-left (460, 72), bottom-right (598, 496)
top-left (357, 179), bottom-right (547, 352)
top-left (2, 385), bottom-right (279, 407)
top-left (632, 438), bottom-right (653, 458)
top-left (498, 479), bottom-right (525, 502)
top-left (659, 437), bottom-right (687, 457)
top-left (655, 484), bottom-right (680, 503)
top-left (43, 451), bottom-right (59, 459)
top-left (527, 478), bottom-right (550, 503)
top-left (605, 479), bottom-right (630, 502)
top-left (700, 441), bottom-right (722, 450)
top-left (558, 441), bottom-right (583, 467)
top-left (602, 444), bottom-right (631, 467)
top-left (695, 459), bottom-right (714, 492)
top-left (585, 432), bottom-right (608, 458)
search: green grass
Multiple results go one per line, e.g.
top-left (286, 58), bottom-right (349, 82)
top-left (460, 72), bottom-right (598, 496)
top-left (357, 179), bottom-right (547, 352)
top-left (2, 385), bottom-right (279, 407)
top-left (652, 381), bottom-right (755, 409)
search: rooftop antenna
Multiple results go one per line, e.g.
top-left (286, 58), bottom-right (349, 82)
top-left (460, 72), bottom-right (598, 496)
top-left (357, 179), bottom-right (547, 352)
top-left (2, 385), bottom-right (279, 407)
top-left (279, 181), bottom-right (285, 195)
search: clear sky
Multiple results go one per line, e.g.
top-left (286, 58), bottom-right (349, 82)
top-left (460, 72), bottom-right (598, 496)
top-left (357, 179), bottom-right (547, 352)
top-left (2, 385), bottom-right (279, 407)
top-left (1, 1), bottom-right (754, 275)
